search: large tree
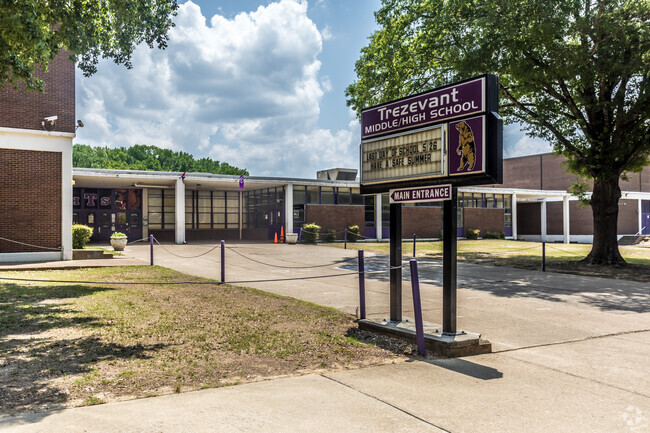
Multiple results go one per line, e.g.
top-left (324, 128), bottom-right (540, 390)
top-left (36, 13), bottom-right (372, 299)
top-left (1, 0), bottom-right (178, 91)
top-left (347, 0), bottom-right (649, 265)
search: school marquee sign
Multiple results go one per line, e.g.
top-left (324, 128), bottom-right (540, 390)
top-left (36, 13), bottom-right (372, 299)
top-left (360, 74), bottom-right (503, 195)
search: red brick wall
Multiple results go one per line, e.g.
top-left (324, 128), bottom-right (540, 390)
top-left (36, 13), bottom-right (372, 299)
top-left (618, 200), bottom-right (639, 234)
top-left (0, 52), bottom-right (75, 133)
top-left (517, 203), bottom-right (541, 235)
top-left (304, 205), bottom-right (365, 240)
top-left (402, 206), bottom-right (442, 238)
top-left (0, 149), bottom-right (61, 253)
top-left (463, 208), bottom-right (505, 234)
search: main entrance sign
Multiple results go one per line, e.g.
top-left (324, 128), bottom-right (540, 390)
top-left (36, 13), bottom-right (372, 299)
top-left (389, 184), bottom-right (451, 204)
top-left (360, 74), bottom-right (502, 194)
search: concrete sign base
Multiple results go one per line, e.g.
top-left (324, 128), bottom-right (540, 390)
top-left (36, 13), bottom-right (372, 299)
top-left (359, 318), bottom-right (491, 358)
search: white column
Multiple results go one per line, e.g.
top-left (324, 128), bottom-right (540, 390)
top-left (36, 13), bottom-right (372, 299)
top-left (512, 193), bottom-right (518, 240)
top-left (563, 195), bottom-right (570, 244)
top-left (175, 178), bottom-right (185, 244)
top-left (61, 139), bottom-right (73, 260)
top-left (285, 183), bottom-right (293, 235)
top-left (639, 199), bottom-right (643, 235)
top-left (541, 199), bottom-right (547, 242)
top-left (375, 193), bottom-right (383, 240)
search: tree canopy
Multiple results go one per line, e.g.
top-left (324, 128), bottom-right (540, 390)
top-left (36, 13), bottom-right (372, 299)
top-left (0, 0), bottom-right (178, 91)
top-left (347, 0), bottom-right (649, 265)
top-left (73, 144), bottom-right (248, 176)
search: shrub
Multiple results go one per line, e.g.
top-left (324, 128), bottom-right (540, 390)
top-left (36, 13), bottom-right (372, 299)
top-left (483, 231), bottom-right (500, 239)
top-left (347, 225), bottom-right (360, 242)
top-left (465, 228), bottom-right (480, 240)
top-left (73, 224), bottom-right (93, 249)
top-left (301, 223), bottom-right (321, 244)
top-left (324, 229), bottom-right (336, 243)
top-left (111, 232), bottom-right (127, 238)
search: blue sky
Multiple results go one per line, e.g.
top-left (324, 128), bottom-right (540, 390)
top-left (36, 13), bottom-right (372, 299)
top-left (75, 0), bottom-right (550, 177)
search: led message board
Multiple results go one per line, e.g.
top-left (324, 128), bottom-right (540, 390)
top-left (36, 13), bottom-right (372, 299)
top-left (360, 74), bottom-right (502, 195)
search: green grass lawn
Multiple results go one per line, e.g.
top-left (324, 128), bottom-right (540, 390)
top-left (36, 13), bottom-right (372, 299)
top-left (327, 239), bottom-right (650, 282)
top-left (0, 266), bottom-right (404, 414)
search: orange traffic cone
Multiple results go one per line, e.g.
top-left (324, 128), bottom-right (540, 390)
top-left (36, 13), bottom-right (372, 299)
top-left (280, 226), bottom-right (285, 243)
top-left (274, 232), bottom-right (278, 243)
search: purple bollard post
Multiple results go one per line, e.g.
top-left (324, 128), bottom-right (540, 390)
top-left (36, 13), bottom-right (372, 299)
top-left (413, 233), bottom-right (416, 258)
top-left (149, 234), bottom-right (154, 266)
top-left (409, 259), bottom-right (426, 356)
top-left (298, 228), bottom-right (303, 243)
top-left (344, 228), bottom-right (348, 249)
top-left (542, 241), bottom-right (546, 272)
top-left (221, 240), bottom-right (225, 283)
top-left (358, 249), bottom-right (366, 320)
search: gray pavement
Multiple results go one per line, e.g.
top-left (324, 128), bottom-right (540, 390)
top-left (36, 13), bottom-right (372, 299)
top-left (1, 241), bottom-right (649, 432)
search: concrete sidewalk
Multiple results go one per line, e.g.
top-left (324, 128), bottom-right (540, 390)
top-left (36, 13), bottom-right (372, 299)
top-left (1, 242), bottom-right (648, 432)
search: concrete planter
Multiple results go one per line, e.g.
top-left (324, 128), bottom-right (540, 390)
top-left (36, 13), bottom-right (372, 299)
top-left (285, 233), bottom-right (298, 244)
top-left (110, 237), bottom-right (128, 251)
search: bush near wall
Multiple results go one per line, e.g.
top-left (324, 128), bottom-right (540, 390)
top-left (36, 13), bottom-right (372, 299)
top-left (302, 223), bottom-right (321, 244)
top-left (465, 228), bottom-right (480, 240)
top-left (347, 225), bottom-right (360, 242)
top-left (483, 231), bottom-right (506, 239)
top-left (324, 229), bottom-right (336, 243)
top-left (72, 224), bottom-right (93, 249)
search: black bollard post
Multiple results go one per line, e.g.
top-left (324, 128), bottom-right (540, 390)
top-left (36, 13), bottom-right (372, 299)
top-left (409, 259), bottom-right (426, 356)
top-left (298, 228), bottom-right (303, 243)
top-left (149, 234), bottom-right (154, 266)
top-left (542, 241), bottom-right (546, 272)
top-left (221, 240), bottom-right (225, 283)
top-left (413, 233), bottom-right (416, 258)
top-left (358, 249), bottom-right (366, 320)
top-left (344, 228), bottom-right (348, 249)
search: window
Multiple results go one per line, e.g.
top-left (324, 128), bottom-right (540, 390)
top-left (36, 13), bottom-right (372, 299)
top-left (321, 187), bottom-right (334, 204)
top-left (148, 189), bottom-right (163, 229)
top-left (307, 186), bottom-right (319, 204)
top-left (364, 195), bottom-right (375, 227)
top-left (351, 188), bottom-right (363, 205)
top-left (226, 191), bottom-right (239, 229)
top-left (337, 188), bottom-right (350, 205)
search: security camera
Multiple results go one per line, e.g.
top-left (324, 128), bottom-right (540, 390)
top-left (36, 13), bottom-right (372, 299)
top-left (44, 116), bottom-right (58, 122)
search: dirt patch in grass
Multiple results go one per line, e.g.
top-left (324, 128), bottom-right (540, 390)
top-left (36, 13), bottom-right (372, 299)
top-left (0, 266), bottom-right (407, 415)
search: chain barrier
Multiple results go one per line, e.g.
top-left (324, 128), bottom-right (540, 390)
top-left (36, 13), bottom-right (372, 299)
top-left (126, 237), bottom-right (150, 245)
top-left (152, 237), bottom-right (221, 259)
top-left (0, 264), bottom-right (403, 286)
top-left (0, 236), bottom-right (61, 251)
top-left (545, 244), bottom-right (586, 256)
top-left (224, 246), bottom-right (357, 269)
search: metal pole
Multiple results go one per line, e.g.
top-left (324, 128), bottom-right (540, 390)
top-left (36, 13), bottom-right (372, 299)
top-left (298, 227), bottom-right (303, 243)
top-left (389, 203), bottom-right (402, 322)
top-left (442, 188), bottom-right (458, 334)
top-left (542, 241), bottom-right (546, 272)
top-left (344, 228), bottom-right (348, 249)
top-left (150, 234), bottom-right (154, 266)
top-left (358, 249), bottom-right (366, 320)
top-left (409, 259), bottom-right (426, 356)
top-left (413, 233), bottom-right (416, 258)
top-left (221, 240), bottom-right (225, 283)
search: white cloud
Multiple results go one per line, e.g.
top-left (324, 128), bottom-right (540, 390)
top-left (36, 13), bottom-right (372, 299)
top-left (503, 123), bottom-right (552, 158)
top-left (321, 25), bottom-right (333, 41)
top-left (75, 0), bottom-right (358, 177)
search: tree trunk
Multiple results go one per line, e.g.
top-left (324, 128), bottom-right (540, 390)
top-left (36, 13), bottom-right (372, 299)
top-left (584, 176), bottom-right (625, 265)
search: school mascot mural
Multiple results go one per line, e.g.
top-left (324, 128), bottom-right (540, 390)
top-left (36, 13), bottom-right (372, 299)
top-left (455, 121), bottom-right (476, 171)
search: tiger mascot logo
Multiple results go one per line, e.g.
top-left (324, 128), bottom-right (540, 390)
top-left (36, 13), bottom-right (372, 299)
top-left (455, 121), bottom-right (476, 171)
